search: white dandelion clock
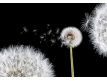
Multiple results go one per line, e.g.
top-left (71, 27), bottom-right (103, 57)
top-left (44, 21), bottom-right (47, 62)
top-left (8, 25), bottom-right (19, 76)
top-left (87, 3), bottom-right (107, 56)
top-left (60, 27), bottom-right (83, 77)
top-left (60, 27), bottom-right (82, 48)
top-left (0, 45), bottom-right (54, 77)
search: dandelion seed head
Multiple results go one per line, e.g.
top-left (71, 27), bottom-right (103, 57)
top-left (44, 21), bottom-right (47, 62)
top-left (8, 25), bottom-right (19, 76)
top-left (89, 3), bottom-right (107, 56)
top-left (0, 45), bottom-right (54, 77)
top-left (60, 27), bottom-right (83, 48)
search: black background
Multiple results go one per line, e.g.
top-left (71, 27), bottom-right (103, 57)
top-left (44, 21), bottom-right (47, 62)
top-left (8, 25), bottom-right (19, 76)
top-left (0, 3), bottom-right (106, 77)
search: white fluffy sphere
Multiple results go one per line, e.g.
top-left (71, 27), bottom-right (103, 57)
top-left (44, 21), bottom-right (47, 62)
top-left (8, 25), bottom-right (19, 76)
top-left (60, 27), bottom-right (82, 48)
top-left (0, 45), bottom-right (54, 77)
top-left (88, 4), bottom-right (107, 56)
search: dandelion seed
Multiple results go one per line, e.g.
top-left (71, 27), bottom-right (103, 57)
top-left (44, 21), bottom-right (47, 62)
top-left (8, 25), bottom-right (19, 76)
top-left (23, 27), bottom-right (28, 33)
top-left (0, 45), bottom-right (54, 77)
top-left (56, 28), bottom-right (60, 34)
top-left (40, 35), bottom-right (44, 39)
top-left (20, 26), bottom-right (28, 34)
top-left (50, 39), bottom-right (56, 44)
top-left (87, 3), bottom-right (107, 56)
top-left (47, 30), bottom-right (52, 35)
top-left (81, 13), bottom-right (92, 32)
top-left (43, 33), bottom-right (46, 36)
top-left (60, 26), bottom-right (83, 77)
top-left (47, 24), bottom-right (50, 27)
top-left (33, 29), bottom-right (37, 32)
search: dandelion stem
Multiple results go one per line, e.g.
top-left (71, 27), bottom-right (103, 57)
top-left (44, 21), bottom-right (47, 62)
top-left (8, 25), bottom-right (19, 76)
top-left (70, 46), bottom-right (74, 77)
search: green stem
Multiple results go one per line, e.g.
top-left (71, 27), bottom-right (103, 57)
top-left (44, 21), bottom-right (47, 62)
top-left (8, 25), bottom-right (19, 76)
top-left (70, 46), bottom-right (74, 77)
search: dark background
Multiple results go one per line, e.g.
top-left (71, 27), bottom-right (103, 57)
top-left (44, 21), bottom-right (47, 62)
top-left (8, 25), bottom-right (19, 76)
top-left (0, 3), bottom-right (106, 77)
